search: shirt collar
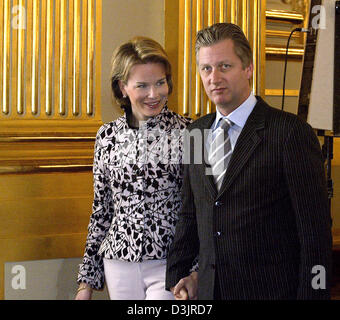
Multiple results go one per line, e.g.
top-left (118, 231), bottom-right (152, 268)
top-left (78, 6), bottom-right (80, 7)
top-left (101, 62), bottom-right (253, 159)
top-left (213, 93), bottom-right (257, 130)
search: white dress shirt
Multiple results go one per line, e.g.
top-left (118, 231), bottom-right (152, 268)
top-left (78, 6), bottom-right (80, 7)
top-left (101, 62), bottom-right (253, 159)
top-left (207, 93), bottom-right (257, 151)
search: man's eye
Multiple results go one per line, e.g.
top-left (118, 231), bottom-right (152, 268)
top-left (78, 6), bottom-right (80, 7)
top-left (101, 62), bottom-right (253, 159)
top-left (201, 66), bottom-right (211, 72)
top-left (222, 64), bottom-right (231, 69)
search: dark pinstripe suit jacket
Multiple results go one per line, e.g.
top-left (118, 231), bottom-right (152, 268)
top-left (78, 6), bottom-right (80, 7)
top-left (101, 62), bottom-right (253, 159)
top-left (166, 97), bottom-right (333, 300)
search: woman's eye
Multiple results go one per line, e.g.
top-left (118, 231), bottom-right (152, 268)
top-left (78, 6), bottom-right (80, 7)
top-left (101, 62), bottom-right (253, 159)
top-left (156, 80), bottom-right (166, 86)
top-left (136, 84), bottom-right (146, 88)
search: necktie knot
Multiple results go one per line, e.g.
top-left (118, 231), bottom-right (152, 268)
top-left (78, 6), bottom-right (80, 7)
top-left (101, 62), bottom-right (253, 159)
top-left (220, 118), bottom-right (233, 131)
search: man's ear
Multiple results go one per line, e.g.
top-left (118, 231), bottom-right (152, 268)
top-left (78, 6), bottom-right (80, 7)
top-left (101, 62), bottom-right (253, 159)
top-left (245, 63), bottom-right (254, 80)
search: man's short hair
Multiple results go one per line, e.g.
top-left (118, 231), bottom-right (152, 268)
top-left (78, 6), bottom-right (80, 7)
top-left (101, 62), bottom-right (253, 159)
top-left (195, 23), bottom-right (253, 69)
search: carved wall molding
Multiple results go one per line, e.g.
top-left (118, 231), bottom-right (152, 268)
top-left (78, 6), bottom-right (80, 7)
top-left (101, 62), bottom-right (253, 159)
top-left (0, 0), bottom-right (102, 173)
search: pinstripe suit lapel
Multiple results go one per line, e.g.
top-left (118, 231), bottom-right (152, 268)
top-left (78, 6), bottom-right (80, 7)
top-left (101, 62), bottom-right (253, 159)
top-left (196, 113), bottom-right (218, 198)
top-left (218, 100), bottom-right (266, 197)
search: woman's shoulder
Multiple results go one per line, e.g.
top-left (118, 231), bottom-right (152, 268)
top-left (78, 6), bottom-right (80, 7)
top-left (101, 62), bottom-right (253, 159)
top-left (95, 115), bottom-right (127, 141)
top-left (164, 107), bottom-right (193, 129)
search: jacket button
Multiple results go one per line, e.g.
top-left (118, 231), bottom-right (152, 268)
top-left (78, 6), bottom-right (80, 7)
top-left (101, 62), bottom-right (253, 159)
top-left (215, 231), bottom-right (222, 237)
top-left (214, 201), bottom-right (222, 207)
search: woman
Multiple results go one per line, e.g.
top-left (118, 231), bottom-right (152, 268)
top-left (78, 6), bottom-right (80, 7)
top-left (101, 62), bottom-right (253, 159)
top-left (75, 36), bottom-right (191, 300)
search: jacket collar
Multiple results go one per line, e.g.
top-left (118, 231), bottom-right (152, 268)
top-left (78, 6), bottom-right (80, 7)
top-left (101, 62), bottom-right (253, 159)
top-left (121, 105), bottom-right (170, 130)
top-left (199, 96), bottom-right (268, 199)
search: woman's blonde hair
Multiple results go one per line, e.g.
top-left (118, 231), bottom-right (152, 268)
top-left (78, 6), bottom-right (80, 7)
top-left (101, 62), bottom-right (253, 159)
top-left (110, 36), bottom-right (172, 112)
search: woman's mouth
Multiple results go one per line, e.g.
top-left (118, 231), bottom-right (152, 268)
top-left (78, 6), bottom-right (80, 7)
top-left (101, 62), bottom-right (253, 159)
top-left (144, 101), bottom-right (161, 108)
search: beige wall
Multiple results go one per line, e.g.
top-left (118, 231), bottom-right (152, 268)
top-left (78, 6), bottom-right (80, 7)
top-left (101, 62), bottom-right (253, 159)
top-left (5, 258), bottom-right (109, 300)
top-left (101, 0), bottom-right (165, 123)
top-left (264, 59), bottom-right (303, 114)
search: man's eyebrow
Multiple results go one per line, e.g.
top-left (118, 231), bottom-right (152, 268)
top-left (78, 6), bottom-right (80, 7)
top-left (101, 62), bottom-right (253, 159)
top-left (199, 60), bottom-right (232, 67)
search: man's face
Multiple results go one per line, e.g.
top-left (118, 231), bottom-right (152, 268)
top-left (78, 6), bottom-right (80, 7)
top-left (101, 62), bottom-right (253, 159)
top-left (197, 38), bottom-right (253, 115)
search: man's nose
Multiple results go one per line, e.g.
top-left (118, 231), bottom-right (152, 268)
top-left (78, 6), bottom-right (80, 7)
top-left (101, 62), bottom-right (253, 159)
top-left (210, 69), bottom-right (221, 84)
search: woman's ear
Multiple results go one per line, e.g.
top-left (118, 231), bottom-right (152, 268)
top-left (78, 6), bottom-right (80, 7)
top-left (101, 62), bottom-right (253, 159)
top-left (118, 80), bottom-right (126, 97)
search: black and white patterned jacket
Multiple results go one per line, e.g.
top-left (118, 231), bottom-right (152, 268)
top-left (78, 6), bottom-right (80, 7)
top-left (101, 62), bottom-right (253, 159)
top-left (77, 106), bottom-right (192, 289)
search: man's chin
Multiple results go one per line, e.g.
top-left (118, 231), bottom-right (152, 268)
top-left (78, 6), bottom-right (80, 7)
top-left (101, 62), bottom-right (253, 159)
top-left (211, 98), bottom-right (231, 108)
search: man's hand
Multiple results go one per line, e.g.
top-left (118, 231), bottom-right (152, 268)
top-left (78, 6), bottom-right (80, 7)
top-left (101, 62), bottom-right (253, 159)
top-left (171, 272), bottom-right (198, 300)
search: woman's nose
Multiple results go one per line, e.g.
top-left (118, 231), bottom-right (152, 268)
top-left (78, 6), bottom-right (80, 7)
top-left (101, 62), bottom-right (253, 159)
top-left (148, 86), bottom-right (159, 98)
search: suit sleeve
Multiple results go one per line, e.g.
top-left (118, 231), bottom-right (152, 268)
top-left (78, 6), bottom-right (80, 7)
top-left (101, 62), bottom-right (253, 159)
top-left (283, 119), bottom-right (332, 299)
top-left (166, 163), bottom-right (200, 290)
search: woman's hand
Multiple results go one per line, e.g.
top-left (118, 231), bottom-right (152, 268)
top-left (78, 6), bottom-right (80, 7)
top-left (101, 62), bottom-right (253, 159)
top-left (75, 283), bottom-right (93, 300)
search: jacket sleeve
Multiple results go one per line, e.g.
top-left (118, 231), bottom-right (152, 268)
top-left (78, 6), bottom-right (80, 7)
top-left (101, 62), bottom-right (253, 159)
top-left (165, 163), bottom-right (200, 290)
top-left (283, 119), bottom-right (333, 299)
top-left (77, 129), bottom-right (114, 290)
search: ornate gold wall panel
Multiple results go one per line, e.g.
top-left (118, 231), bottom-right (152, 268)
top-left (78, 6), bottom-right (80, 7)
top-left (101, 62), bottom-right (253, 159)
top-left (265, 45), bottom-right (304, 57)
top-left (0, 1), bottom-right (102, 299)
top-left (264, 1), bottom-right (311, 115)
top-left (0, 0), bottom-right (102, 171)
top-left (266, 8), bottom-right (304, 21)
top-left (176, 0), bottom-right (266, 119)
top-left (265, 88), bottom-right (299, 96)
top-left (0, 0), bottom-right (102, 135)
top-left (265, 8), bottom-right (307, 59)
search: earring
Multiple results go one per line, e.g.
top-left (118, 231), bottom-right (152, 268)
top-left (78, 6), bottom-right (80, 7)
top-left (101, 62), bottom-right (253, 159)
top-left (123, 95), bottom-right (127, 98)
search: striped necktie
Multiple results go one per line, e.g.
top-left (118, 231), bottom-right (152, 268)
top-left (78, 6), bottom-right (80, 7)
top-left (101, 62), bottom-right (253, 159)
top-left (208, 118), bottom-right (233, 190)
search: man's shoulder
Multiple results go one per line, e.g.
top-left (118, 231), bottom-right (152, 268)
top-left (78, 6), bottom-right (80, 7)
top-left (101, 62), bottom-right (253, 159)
top-left (187, 113), bottom-right (216, 130)
top-left (255, 96), bottom-right (311, 129)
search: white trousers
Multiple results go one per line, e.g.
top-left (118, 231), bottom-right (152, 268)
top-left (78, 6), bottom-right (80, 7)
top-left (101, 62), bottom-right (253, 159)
top-left (103, 258), bottom-right (175, 300)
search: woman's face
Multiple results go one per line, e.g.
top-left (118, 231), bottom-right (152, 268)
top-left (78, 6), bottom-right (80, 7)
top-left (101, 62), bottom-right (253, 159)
top-left (119, 62), bottom-right (169, 123)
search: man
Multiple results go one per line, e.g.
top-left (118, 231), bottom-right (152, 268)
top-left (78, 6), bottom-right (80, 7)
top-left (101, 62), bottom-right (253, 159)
top-left (166, 23), bottom-right (332, 300)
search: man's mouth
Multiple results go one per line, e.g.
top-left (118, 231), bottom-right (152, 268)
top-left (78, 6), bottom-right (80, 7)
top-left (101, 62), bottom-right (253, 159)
top-left (211, 87), bottom-right (226, 93)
